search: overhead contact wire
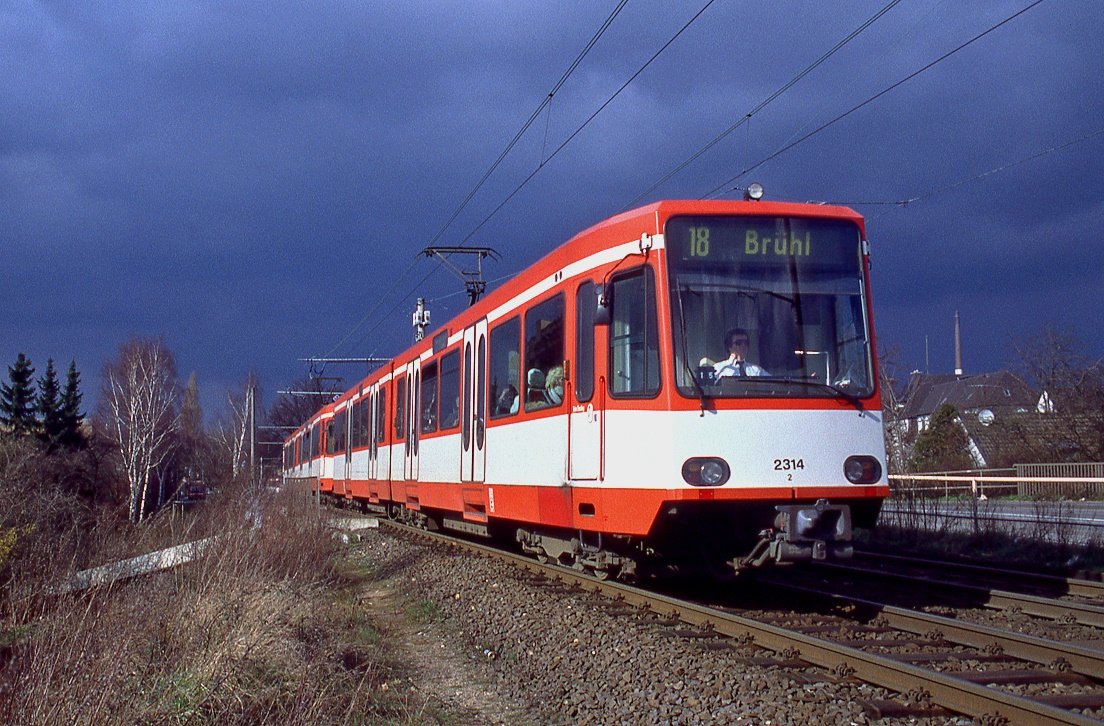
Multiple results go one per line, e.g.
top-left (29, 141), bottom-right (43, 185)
top-left (321, 257), bottom-right (421, 358)
top-left (425, 0), bottom-right (630, 250)
top-left (623, 0), bottom-right (904, 210)
top-left (326, 3), bottom-right (629, 357)
top-left (860, 124), bottom-right (1104, 220)
top-left (703, 0), bottom-right (1049, 199)
top-left (460, 0), bottom-right (720, 246)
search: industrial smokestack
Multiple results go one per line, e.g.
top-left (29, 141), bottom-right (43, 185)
top-left (954, 311), bottom-right (963, 376)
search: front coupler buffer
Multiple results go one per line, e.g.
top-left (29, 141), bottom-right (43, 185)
top-left (735, 499), bottom-right (854, 570)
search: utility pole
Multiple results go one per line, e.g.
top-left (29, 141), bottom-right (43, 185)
top-left (247, 383), bottom-right (256, 490)
top-left (413, 297), bottom-right (430, 341)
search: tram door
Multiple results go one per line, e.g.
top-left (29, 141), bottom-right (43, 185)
top-left (367, 384), bottom-right (379, 481)
top-left (374, 380), bottom-right (391, 484)
top-left (569, 281), bottom-right (602, 480)
top-left (343, 401), bottom-right (353, 494)
top-left (403, 359), bottom-right (421, 481)
top-left (461, 320), bottom-right (488, 482)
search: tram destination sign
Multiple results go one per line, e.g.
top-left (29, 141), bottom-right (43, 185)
top-left (666, 216), bottom-right (860, 266)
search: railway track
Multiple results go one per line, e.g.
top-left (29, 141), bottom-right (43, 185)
top-left (802, 558), bottom-right (1104, 628)
top-left (378, 520), bottom-right (1104, 724)
top-left (851, 549), bottom-right (1104, 600)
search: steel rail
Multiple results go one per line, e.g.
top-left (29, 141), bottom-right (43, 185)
top-left (811, 560), bottom-right (1104, 627)
top-left (757, 575), bottom-right (1104, 679)
top-left (853, 550), bottom-right (1104, 600)
top-left (382, 522), bottom-right (1101, 725)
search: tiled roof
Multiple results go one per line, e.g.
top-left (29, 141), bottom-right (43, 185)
top-left (899, 371), bottom-right (1037, 420)
top-left (958, 410), bottom-right (1104, 467)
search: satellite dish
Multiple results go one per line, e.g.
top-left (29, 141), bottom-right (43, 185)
top-left (978, 409), bottom-right (995, 426)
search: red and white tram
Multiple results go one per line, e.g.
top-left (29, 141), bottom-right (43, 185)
top-left (283, 198), bottom-right (888, 578)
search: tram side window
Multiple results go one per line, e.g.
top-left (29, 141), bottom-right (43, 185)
top-left (334, 410), bottom-right (348, 453)
top-left (421, 360), bottom-right (439, 433)
top-left (575, 281), bottom-right (596, 403)
top-left (394, 377), bottom-right (406, 440)
top-left (609, 266), bottom-right (661, 397)
top-left (376, 388), bottom-right (387, 443)
top-left (439, 350), bottom-right (461, 430)
top-left (489, 316), bottom-right (520, 418)
top-left (524, 293), bottom-right (565, 411)
top-left (310, 423), bottom-right (320, 458)
top-left (325, 419), bottom-right (336, 454)
top-left (348, 401), bottom-right (361, 449)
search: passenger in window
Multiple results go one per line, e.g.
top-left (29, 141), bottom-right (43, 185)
top-left (545, 365), bottom-right (564, 405)
top-left (526, 368), bottom-right (551, 408)
top-left (421, 389), bottom-right (436, 431)
top-left (442, 396), bottom-right (460, 429)
top-left (495, 384), bottom-right (518, 415)
top-left (704, 328), bottom-right (769, 378)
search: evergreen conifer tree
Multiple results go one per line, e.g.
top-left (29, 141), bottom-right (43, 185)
top-left (178, 372), bottom-right (205, 475)
top-left (59, 360), bottom-right (85, 448)
top-left (908, 403), bottom-right (973, 472)
top-left (36, 358), bottom-right (64, 447)
top-left (1, 353), bottom-right (37, 435)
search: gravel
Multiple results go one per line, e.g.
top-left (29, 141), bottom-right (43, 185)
top-left (356, 528), bottom-right (974, 725)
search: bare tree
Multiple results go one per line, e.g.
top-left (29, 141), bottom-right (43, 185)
top-left (878, 345), bottom-right (909, 474)
top-left (99, 337), bottom-right (181, 522)
top-left (214, 374), bottom-right (258, 479)
top-left (1011, 324), bottom-right (1104, 460)
top-left (266, 376), bottom-right (339, 431)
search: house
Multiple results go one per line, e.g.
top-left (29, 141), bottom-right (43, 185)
top-left (894, 370), bottom-right (1102, 470)
top-left (897, 370), bottom-right (1040, 438)
top-left (958, 410), bottom-right (1103, 468)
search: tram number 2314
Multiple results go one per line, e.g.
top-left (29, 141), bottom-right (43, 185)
top-left (773, 458), bottom-right (805, 471)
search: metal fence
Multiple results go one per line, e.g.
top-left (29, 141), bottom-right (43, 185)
top-left (1015, 462), bottom-right (1104, 498)
top-left (890, 466), bottom-right (1104, 500)
top-left (884, 472), bottom-right (1104, 543)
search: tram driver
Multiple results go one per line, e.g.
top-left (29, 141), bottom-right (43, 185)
top-left (701, 327), bottom-right (769, 379)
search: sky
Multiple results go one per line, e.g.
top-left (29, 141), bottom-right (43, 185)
top-left (3, 0), bottom-right (1102, 421)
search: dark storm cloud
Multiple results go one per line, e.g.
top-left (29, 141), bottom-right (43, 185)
top-left (2, 0), bottom-right (1101, 416)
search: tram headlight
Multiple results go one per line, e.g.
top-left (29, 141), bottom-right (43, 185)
top-left (744, 182), bottom-right (764, 201)
top-left (844, 456), bottom-right (882, 484)
top-left (682, 457), bottom-right (730, 486)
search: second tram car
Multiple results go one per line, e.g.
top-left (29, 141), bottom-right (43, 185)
top-left (284, 197), bottom-right (888, 579)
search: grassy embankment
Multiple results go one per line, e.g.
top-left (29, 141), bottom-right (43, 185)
top-left (0, 482), bottom-right (431, 724)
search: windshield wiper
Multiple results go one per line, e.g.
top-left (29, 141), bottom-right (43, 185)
top-left (734, 377), bottom-right (866, 410)
top-left (780, 378), bottom-right (866, 409)
top-left (687, 364), bottom-right (710, 416)
top-left (674, 284), bottom-right (710, 416)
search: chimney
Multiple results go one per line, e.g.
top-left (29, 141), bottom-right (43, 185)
top-left (954, 311), bottom-right (963, 376)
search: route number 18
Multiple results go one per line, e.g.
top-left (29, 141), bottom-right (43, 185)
top-left (688, 227), bottom-right (710, 257)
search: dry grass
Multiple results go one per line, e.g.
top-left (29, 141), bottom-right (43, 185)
top-left (873, 491), bottom-right (1104, 574)
top-left (0, 485), bottom-right (425, 725)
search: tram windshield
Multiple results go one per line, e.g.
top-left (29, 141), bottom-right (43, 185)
top-left (666, 215), bottom-right (874, 399)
